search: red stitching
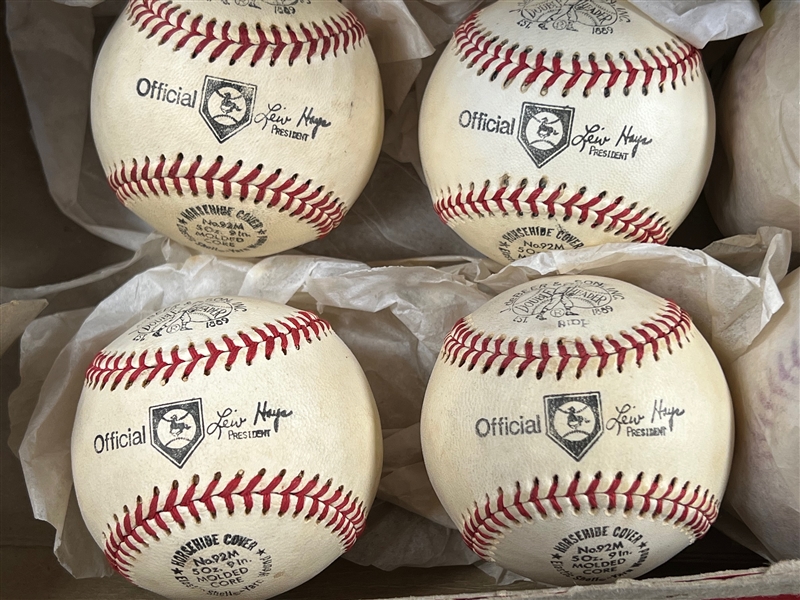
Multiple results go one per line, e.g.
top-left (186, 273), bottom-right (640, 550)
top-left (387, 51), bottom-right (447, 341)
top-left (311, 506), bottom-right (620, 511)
top-left (128, 0), bottom-right (367, 66)
top-left (462, 472), bottom-right (719, 559)
top-left (442, 300), bottom-right (690, 379)
top-left (455, 12), bottom-right (701, 96)
top-left (434, 181), bottom-right (671, 246)
top-left (104, 469), bottom-right (367, 579)
top-left (108, 155), bottom-right (346, 238)
top-left (85, 310), bottom-right (331, 390)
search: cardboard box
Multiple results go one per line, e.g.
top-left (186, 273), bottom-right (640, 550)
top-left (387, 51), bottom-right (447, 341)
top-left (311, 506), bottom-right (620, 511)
top-left (0, 2), bottom-right (797, 599)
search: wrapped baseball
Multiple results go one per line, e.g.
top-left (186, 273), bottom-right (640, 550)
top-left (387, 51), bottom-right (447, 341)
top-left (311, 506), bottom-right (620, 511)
top-left (705, 1), bottom-right (800, 251)
top-left (724, 268), bottom-right (799, 560)
top-left (71, 297), bottom-right (382, 599)
top-left (419, 0), bottom-right (714, 264)
top-left (421, 276), bottom-right (733, 584)
top-left (92, 0), bottom-right (383, 257)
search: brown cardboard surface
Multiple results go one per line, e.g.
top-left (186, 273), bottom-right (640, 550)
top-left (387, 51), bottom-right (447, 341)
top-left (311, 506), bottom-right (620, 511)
top-left (1, 546), bottom-right (797, 600)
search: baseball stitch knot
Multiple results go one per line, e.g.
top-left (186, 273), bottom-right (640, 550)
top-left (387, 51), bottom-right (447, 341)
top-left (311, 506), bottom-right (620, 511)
top-left (108, 155), bottom-right (346, 237)
top-left (455, 12), bottom-right (701, 96)
top-left (105, 469), bottom-right (366, 579)
top-left (434, 181), bottom-right (671, 245)
top-left (463, 471), bottom-right (719, 560)
top-left (442, 300), bottom-right (691, 380)
top-left (85, 310), bottom-right (332, 390)
top-left (129, 0), bottom-right (367, 66)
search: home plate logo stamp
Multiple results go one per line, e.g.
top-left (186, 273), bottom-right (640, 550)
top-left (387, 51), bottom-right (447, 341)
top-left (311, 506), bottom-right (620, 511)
top-left (545, 392), bottom-right (603, 461)
top-left (150, 398), bottom-right (206, 468)
top-left (200, 76), bottom-right (257, 142)
top-left (518, 102), bottom-right (575, 167)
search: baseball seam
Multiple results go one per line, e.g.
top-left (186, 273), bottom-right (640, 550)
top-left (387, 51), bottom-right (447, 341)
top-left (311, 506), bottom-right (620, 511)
top-left (434, 180), bottom-right (671, 245)
top-left (442, 300), bottom-right (690, 380)
top-left (129, 0), bottom-right (367, 66)
top-left (85, 310), bottom-right (332, 390)
top-left (108, 155), bottom-right (346, 237)
top-left (105, 469), bottom-right (366, 579)
top-left (462, 471), bottom-right (718, 560)
top-left (456, 12), bottom-right (701, 96)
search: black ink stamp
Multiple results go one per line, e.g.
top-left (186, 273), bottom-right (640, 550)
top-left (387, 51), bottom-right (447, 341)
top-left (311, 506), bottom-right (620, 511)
top-left (512, 0), bottom-right (630, 33)
top-left (572, 123), bottom-right (646, 161)
top-left (474, 415), bottom-right (542, 438)
top-left (518, 103), bottom-right (574, 167)
top-left (132, 298), bottom-right (247, 341)
top-left (176, 205), bottom-right (269, 254)
top-left (170, 531), bottom-right (272, 594)
top-left (571, 123), bottom-right (611, 154)
top-left (496, 224), bottom-right (586, 262)
top-left (135, 77), bottom-right (197, 108)
top-left (605, 403), bottom-right (645, 436)
top-left (615, 124), bottom-right (653, 158)
top-left (549, 524), bottom-right (649, 583)
top-left (501, 280), bottom-right (623, 324)
top-left (255, 0), bottom-right (309, 14)
top-left (544, 392), bottom-right (603, 461)
top-left (254, 104), bottom-right (292, 130)
top-left (200, 76), bottom-right (257, 143)
top-left (650, 398), bottom-right (685, 431)
top-left (218, 0), bottom-right (263, 8)
top-left (458, 110), bottom-right (516, 136)
top-left (93, 426), bottom-right (146, 454)
top-left (255, 104), bottom-right (332, 142)
top-left (206, 407), bottom-right (248, 440)
top-left (215, 0), bottom-right (312, 11)
top-left (253, 401), bottom-right (293, 433)
top-left (296, 106), bottom-right (331, 139)
top-left (150, 399), bottom-right (205, 468)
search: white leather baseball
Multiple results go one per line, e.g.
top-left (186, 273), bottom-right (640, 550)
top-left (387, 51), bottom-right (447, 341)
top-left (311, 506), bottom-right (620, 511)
top-left (71, 297), bottom-right (382, 599)
top-left (91, 0), bottom-right (383, 257)
top-left (421, 275), bottom-right (733, 585)
top-left (706, 1), bottom-right (800, 251)
top-left (419, 0), bottom-right (715, 265)
top-left (724, 268), bottom-right (799, 560)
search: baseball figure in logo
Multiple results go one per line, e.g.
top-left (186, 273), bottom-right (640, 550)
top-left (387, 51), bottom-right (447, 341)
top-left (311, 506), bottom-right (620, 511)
top-left (91, 0), bottom-right (383, 257)
top-left (71, 297), bottom-right (382, 599)
top-left (419, 0), bottom-right (715, 264)
top-left (421, 275), bottom-right (733, 584)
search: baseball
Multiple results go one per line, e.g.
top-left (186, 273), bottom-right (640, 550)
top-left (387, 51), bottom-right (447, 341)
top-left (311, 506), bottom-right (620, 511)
top-left (419, 0), bottom-right (715, 264)
top-left (421, 275), bottom-right (733, 584)
top-left (705, 1), bottom-right (800, 251)
top-left (92, 0), bottom-right (383, 257)
top-left (71, 297), bottom-right (382, 599)
top-left (724, 268), bottom-right (799, 560)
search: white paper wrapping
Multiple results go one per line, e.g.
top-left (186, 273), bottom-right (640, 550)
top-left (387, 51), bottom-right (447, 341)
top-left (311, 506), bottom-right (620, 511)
top-left (705, 0), bottom-right (800, 252)
top-left (6, 228), bottom-right (792, 579)
top-left (0, 300), bottom-right (48, 357)
top-left (720, 268), bottom-right (799, 562)
top-left (630, 0), bottom-right (762, 48)
top-left (6, 0), bottom-right (761, 258)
